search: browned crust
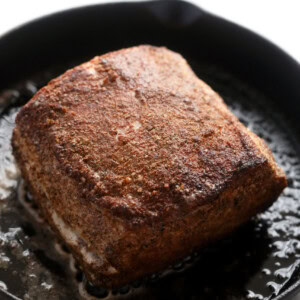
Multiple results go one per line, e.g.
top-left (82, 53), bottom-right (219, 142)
top-left (12, 45), bottom-right (287, 288)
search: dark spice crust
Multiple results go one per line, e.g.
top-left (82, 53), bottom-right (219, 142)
top-left (12, 45), bottom-right (287, 288)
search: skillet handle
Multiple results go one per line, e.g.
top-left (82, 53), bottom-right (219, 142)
top-left (148, 0), bottom-right (206, 27)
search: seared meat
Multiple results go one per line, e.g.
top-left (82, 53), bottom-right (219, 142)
top-left (12, 45), bottom-right (287, 288)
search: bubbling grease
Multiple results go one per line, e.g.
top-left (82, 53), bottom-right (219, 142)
top-left (1, 64), bottom-right (300, 299)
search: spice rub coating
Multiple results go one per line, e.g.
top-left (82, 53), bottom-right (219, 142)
top-left (12, 45), bottom-right (287, 288)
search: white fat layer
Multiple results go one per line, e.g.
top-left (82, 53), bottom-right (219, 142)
top-left (51, 211), bottom-right (119, 274)
top-left (51, 211), bottom-right (104, 266)
top-left (51, 211), bottom-right (78, 246)
top-left (80, 247), bottom-right (100, 265)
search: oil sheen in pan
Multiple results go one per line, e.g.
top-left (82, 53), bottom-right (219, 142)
top-left (0, 62), bottom-right (300, 300)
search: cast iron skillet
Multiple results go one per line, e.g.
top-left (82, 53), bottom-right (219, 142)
top-left (0, 1), bottom-right (300, 299)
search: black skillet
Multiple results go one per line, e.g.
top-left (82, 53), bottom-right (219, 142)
top-left (0, 1), bottom-right (300, 299)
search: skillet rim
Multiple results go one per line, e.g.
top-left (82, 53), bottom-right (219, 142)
top-left (0, 1), bottom-right (299, 299)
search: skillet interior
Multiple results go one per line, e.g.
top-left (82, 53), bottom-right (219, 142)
top-left (0, 1), bottom-right (300, 299)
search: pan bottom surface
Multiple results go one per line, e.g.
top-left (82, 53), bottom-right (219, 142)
top-left (0, 60), bottom-right (299, 300)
